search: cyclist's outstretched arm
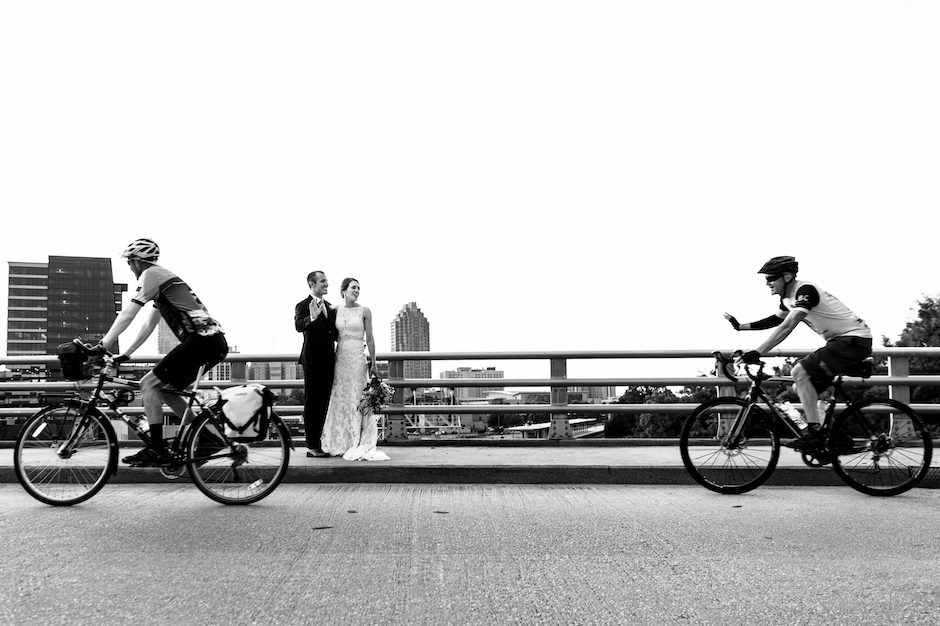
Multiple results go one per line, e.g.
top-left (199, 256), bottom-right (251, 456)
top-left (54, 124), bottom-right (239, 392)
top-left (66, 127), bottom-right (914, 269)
top-left (120, 306), bottom-right (161, 356)
top-left (754, 309), bottom-right (807, 355)
top-left (724, 310), bottom-right (785, 331)
top-left (100, 301), bottom-right (144, 350)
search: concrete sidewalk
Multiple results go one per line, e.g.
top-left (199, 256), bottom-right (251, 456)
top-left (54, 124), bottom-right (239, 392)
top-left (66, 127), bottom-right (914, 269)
top-left (3, 440), bottom-right (912, 486)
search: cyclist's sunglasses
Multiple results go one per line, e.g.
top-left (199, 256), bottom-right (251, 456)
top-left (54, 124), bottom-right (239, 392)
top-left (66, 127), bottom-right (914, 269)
top-left (764, 274), bottom-right (783, 283)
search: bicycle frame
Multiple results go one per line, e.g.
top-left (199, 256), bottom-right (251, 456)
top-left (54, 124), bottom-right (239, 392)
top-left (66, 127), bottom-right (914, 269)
top-left (56, 358), bottom-right (207, 462)
top-left (714, 353), bottom-right (843, 444)
top-left (681, 351), bottom-right (932, 496)
top-left (17, 340), bottom-right (294, 506)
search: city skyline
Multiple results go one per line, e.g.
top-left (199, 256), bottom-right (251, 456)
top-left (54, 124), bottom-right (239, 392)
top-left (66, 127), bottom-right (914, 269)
top-left (3, 251), bottom-right (938, 384)
top-left (2, 257), bottom-right (621, 395)
top-left (1, 3), bottom-right (938, 387)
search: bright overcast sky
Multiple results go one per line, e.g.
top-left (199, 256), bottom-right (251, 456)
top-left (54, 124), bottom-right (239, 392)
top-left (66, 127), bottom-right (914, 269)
top-left (2, 2), bottom-right (938, 380)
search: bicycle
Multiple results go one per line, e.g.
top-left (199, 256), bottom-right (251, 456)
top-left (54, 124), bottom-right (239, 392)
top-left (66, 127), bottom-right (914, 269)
top-left (679, 351), bottom-right (933, 496)
top-left (13, 340), bottom-right (293, 506)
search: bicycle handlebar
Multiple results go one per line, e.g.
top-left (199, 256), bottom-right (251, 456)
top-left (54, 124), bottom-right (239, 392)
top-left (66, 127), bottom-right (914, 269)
top-left (712, 350), bottom-right (768, 383)
top-left (74, 338), bottom-right (122, 371)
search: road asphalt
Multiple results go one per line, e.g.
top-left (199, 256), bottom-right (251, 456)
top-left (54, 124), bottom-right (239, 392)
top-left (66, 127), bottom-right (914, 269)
top-left (2, 439), bottom-right (938, 486)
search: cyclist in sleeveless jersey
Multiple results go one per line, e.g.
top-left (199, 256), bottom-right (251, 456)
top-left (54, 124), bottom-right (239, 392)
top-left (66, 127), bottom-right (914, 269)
top-left (725, 256), bottom-right (872, 449)
top-left (93, 239), bottom-right (228, 466)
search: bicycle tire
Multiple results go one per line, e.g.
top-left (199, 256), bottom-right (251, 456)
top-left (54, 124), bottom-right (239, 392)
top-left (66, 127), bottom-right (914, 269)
top-left (679, 397), bottom-right (780, 494)
top-left (14, 402), bottom-right (118, 506)
top-left (186, 411), bottom-right (290, 505)
top-left (830, 398), bottom-right (933, 497)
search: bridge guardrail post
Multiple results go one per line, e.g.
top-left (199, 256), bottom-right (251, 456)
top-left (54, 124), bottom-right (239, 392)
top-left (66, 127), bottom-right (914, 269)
top-left (717, 382), bottom-right (736, 399)
top-left (384, 359), bottom-right (409, 441)
top-left (888, 355), bottom-right (910, 404)
top-left (547, 357), bottom-right (572, 439)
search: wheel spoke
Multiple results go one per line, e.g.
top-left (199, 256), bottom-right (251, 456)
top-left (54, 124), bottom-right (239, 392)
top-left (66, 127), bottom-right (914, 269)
top-left (680, 398), bottom-right (779, 494)
top-left (14, 404), bottom-right (114, 506)
top-left (832, 400), bottom-right (932, 496)
top-left (187, 413), bottom-right (290, 505)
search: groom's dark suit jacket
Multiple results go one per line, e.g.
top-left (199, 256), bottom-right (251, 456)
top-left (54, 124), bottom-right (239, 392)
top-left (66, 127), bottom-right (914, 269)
top-left (295, 296), bottom-right (338, 449)
top-left (295, 295), bottom-right (337, 370)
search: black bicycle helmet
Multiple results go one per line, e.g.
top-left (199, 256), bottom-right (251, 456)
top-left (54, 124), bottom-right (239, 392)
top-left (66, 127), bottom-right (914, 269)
top-left (758, 255), bottom-right (798, 276)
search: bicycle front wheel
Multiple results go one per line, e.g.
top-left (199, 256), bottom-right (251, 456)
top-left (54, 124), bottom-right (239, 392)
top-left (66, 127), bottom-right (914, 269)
top-left (14, 403), bottom-right (118, 506)
top-left (186, 412), bottom-right (291, 505)
top-left (680, 397), bottom-right (780, 494)
top-left (831, 398), bottom-right (933, 497)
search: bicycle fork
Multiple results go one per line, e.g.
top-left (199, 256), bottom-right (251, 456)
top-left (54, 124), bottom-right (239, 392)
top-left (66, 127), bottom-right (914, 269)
top-left (718, 403), bottom-right (754, 447)
top-left (53, 405), bottom-right (100, 459)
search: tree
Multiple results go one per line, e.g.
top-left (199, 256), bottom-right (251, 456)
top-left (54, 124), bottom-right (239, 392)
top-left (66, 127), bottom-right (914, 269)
top-left (887, 294), bottom-right (940, 405)
top-left (284, 388), bottom-right (305, 405)
top-left (606, 385), bottom-right (697, 437)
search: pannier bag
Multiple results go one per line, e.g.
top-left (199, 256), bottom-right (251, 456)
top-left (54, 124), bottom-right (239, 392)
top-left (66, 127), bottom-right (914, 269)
top-left (217, 384), bottom-right (275, 441)
top-left (57, 342), bottom-right (93, 381)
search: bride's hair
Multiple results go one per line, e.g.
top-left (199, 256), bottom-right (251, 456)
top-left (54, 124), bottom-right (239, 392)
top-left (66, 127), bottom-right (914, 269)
top-left (340, 277), bottom-right (359, 295)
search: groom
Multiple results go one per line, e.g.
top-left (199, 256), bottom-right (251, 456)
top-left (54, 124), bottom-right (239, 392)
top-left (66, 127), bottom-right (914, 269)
top-left (295, 270), bottom-right (338, 458)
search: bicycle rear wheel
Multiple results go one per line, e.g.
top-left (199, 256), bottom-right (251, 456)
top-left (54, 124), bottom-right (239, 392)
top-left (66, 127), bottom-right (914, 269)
top-left (831, 398), bottom-right (932, 496)
top-left (14, 403), bottom-right (117, 506)
top-left (186, 412), bottom-right (291, 505)
top-left (679, 397), bottom-right (780, 494)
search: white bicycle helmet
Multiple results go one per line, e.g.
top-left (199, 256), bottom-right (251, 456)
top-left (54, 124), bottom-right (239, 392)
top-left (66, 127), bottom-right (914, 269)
top-left (122, 238), bottom-right (160, 262)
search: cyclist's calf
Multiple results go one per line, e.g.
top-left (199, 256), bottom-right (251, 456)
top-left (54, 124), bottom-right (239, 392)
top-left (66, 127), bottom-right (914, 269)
top-left (138, 371), bottom-right (187, 421)
top-left (790, 363), bottom-right (822, 425)
top-left (140, 371), bottom-right (168, 426)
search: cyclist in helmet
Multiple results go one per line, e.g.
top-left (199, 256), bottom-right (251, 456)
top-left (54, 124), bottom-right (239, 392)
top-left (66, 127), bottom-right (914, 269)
top-left (94, 238), bottom-right (228, 466)
top-left (725, 256), bottom-right (872, 448)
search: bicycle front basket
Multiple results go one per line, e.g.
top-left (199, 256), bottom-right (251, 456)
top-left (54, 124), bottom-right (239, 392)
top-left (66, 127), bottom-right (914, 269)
top-left (57, 342), bottom-right (93, 381)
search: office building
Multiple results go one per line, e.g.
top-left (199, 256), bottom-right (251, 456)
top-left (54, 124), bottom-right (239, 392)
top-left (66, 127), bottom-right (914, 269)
top-left (569, 385), bottom-right (619, 403)
top-left (205, 346), bottom-right (246, 382)
top-left (7, 257), bottom-right (127, 357)
top-left (157, 318), bottom-right (181, 354)
top-left (247, 360), bottom-right (302, 401)
top-left (248, 360), bottom-right (301, 382)
top-left (440, 366), bottom-right (505, 402)
top-left (391, 302), bottom-right (431, 380)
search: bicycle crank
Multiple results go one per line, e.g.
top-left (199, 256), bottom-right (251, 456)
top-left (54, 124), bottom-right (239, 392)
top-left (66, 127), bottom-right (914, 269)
top-left (160, 464), bottom-right (185, 480)
top-left (800, 451), bottom-right (830, 467)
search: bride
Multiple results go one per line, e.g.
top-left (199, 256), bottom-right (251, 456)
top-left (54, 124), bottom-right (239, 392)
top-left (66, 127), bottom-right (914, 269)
top-left (320, 278), bottom-right (390, 461)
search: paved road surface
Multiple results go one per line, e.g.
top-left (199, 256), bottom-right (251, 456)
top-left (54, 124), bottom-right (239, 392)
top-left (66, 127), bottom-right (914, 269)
top-left (1, 484), bottom-right (938, 625)
top-left (7, 444), bottom-right (937, 485)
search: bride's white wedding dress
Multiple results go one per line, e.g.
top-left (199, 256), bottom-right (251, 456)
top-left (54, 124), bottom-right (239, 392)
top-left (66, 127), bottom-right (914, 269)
top-left (320, 305), bottom-right (390, 461)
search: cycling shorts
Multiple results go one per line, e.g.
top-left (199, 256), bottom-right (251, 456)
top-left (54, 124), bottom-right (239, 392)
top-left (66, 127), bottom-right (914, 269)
top-left (153, 333), bottom-right (228, 390)
top-left (799, 335), bottom-right (873, 393)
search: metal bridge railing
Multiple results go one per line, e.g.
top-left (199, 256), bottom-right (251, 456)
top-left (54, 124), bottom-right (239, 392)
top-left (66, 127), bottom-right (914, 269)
top-left (2, 348), bottom-right (939, 439)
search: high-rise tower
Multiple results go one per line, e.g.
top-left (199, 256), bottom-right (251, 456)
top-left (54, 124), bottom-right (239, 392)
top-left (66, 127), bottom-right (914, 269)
top-left (7, 256), bottom-right (127, 356)
top-left (390, 302), bottom-right (431, 379)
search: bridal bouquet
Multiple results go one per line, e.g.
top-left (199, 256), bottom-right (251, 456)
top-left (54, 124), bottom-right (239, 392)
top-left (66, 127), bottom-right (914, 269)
top-left (358, 375), bottom-right (394, 416)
